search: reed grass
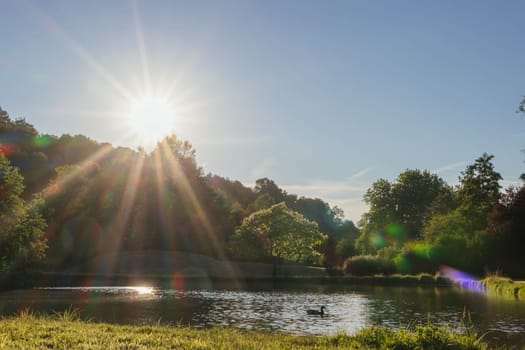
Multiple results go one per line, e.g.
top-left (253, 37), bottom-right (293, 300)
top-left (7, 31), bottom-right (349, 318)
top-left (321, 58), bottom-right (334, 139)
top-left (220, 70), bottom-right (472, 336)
top-left (481, 276), bottom-right (525, 300)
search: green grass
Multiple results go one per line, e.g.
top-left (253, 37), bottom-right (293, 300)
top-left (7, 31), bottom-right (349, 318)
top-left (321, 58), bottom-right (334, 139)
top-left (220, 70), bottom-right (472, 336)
top-left (481, 276), bottom-right (525, 300)
top-left (0, 311), bottom-right (487, 350)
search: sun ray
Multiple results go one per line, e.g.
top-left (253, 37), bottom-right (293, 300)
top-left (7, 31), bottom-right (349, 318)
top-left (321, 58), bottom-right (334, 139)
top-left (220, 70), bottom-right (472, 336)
top-left (157, 140), bottom-right (240, 286)
top-left (102, 153), bottom-right (146, 275)
top-left (24, 2), bottom-right (238, 283)
top-left (34, 10), bottom-right (135, 102)
top-left (132, 0), bottom-right (152, 95)
top-left (152, 143), bottom-right (174, 249)
top-left (42, 144), bottom-right (114, 203)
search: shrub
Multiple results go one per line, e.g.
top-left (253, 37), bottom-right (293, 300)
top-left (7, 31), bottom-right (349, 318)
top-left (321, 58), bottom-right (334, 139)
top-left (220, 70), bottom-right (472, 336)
top-left (343, 255), bottom-right (397, 276)
top-left (393, 243), bottom-right (441, 275)
top-left (376, 246), bottom-right (401, 261)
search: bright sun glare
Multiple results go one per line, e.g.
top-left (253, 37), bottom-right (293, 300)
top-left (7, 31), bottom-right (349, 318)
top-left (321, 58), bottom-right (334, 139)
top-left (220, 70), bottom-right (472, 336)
top-left (128, 95), bottom-right (176, 145)
top-left (132, 286), bottom-right (154, 295)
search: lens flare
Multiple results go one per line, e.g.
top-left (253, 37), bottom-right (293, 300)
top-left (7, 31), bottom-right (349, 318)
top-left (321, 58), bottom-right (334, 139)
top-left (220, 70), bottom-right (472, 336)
top-left (372, 232), bottom-right (386, 249)
top-left (127, 95), bottom-right (176, 146)
top-left (386, 224), bottom-right (404, 237)
top-left (394, 255), bottom-right (411, 274)
top-left (440, 266), bottom-right (485, 294)
top-left (33, 135), bottom-right (53, 147)
top-left (0, 144), bottom-right (16, 156)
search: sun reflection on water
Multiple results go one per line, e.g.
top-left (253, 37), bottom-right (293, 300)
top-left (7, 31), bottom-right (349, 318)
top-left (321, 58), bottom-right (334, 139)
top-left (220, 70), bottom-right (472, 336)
top-left (36, 286), bottom-right (155, 295)
top-left (131, 286), bottom-right (154, 295)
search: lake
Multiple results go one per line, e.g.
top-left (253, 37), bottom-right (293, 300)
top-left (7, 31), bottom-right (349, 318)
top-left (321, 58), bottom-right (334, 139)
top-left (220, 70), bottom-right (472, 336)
top-left (1, 283), bottom-right (525, 347)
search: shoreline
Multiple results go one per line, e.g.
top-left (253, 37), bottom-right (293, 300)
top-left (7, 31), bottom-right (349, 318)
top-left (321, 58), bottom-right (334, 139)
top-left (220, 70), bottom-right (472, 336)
top-left (7, 271), bottom-right (454, 290)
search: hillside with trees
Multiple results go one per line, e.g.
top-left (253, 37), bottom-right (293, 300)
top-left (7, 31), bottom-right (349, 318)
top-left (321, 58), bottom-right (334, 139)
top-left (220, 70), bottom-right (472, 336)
top-left (0, 105), bottom-right (524, 282)
top-left (0, 107), bottom-right (359, 281)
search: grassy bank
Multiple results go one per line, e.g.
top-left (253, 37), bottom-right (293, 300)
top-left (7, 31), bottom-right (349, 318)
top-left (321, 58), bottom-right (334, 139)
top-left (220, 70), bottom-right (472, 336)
top-left (481, 276), bottom-right (525, 300)
top-left (0, 312), bottom-right (485, 350)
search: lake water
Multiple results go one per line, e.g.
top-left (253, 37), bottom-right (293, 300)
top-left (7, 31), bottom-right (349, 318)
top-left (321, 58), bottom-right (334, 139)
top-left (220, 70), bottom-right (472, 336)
top-left (1, 284), bottom-right (525, 347)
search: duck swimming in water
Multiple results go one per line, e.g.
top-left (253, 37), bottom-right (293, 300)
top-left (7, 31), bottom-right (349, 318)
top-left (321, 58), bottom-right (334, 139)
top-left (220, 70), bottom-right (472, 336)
top-left (306, 306), bottom-right (326, 316)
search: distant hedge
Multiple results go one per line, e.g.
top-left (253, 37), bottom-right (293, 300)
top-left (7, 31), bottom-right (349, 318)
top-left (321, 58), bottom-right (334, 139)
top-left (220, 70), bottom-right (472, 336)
top-left (343, 255), bottom-right (397, 276)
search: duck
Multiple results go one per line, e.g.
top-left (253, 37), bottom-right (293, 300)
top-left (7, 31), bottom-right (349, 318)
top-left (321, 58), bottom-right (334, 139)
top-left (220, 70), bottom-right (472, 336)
top-left (306, 306), bottom-right (326, 316)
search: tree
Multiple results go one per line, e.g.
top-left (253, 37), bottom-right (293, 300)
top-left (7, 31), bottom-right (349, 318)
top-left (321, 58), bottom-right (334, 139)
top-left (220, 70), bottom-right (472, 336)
top-left (518, 96), bottom-right (525, 115)
top-left (253, 193), bottom-right (276, 210)
top-left (0, 156), bottom-right (47, 279)
top-left (457, 153), bottom-right (502, 210)
top-left (0, 107), bottom-right (54, 194)
top-left (393, 170), bottom-right (452, 239)
top-left (254, 178), bottom-right (286, 203)
top-left (422, 154), bottom-right (503, 274)
top-left (229, 203), bottom-right (325, 268)
top-left (356, 170), bottom-right (452, 253)
top-left (485, 185), bottom-right (525, 276)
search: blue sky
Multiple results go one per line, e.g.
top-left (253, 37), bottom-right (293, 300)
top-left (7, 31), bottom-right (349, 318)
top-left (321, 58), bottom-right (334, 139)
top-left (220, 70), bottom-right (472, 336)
top-left (1, 1), bottom-right (524, 222)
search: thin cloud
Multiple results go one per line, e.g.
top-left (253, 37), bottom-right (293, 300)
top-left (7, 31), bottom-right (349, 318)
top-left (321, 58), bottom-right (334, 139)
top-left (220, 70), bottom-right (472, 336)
top-left (281, 168), bottom-right (373, 223)
top-left (430, 161), bottom-right (467, 174)
top-left (284, 168), bottom-right (372, 195)
top-left (349, 167), bottom-right (372, 180)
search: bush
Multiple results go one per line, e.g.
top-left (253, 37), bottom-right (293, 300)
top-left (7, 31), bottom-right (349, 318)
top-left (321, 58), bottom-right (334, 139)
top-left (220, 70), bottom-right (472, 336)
top-left (376, 246), bottom-right (402, 260)
top-left (343, 255), bottom-right (397, 276)
top-left (394, 251), bottom-right (438, 274)
top-left (392, 243), bottom-right (441, 275)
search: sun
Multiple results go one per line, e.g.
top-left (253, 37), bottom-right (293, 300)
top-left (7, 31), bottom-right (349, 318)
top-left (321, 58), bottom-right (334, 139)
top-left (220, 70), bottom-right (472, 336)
top-left (127, 95), bottom-right (176, 145)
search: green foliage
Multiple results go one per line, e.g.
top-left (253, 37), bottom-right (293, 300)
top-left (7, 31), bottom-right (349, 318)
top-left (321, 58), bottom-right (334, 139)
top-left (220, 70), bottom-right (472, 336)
top-left (289, 196), bottom-right (359, 268)
top-left (353, 325), bottom-right (482, 350)
top-left (357, 170), bottom-right (452, 254)
top-left (343, 255), bottom-right (397, 276)
top-left (230, 203), bottom-right (325, 264)
top-left (253, 192), bottom-right (276, 210)
top-left (354, 154), bottom-right (509, 276)
top-left (0, 108), bottom-right (50, 193)
top-left (335, 237), bottom-right (356, 260)
top-left (392, 243), bottom-right (441, 275)
top-left (393, 170), bottom-right (452, 237)
top-left (37, 134), bottom-right (237, 264)
top-left (416, 154), bottom-right (503, 274)
top-left (376, 246), bottom-right (402, 261)
top-left (423, 207), bottom-right (485, 245)
top-left (485, 185), bottom-right (525, 276)
top-left (1, 104), bottom-right (369, 270)
top-left (2, 105), bottom-right (524, 279)
top-left (0, 156), bottom-right (47, 279)
top-left (254, 177), bottom-right (286, 204)
top-left (457, 153), bottom-right (502, 210)
top-left (206, 175), bottom-right (257, 209)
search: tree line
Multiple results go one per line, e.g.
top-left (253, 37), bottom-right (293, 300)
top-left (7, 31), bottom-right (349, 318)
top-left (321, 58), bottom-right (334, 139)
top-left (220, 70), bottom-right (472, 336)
top-left (348, 99), bottom-right (525, 277)
top-left (351, 155), bottom-right (525, 277)
top-left (0, 107), bottom-right (357, 280)
top-left (0, 104), bottom-right (523, 280)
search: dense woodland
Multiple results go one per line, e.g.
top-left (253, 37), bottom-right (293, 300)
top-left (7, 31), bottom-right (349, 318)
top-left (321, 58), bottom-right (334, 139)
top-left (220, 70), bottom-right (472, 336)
top-left (0, 104), bottom-right (524, 281)
top-left (0, 107), bottom-right (358, 278)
